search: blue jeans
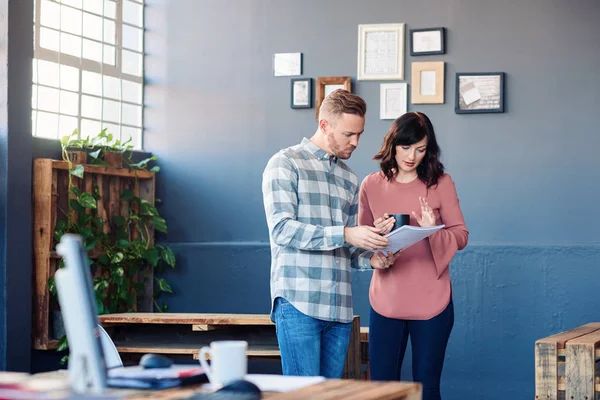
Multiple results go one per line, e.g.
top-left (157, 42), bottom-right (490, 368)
top-left (273, 297), bottom-right (351, 378)
top-left (369, 300), bottom-right (454, 400)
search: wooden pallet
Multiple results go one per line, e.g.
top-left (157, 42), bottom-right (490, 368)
top-left (99, 313), bottom-right (363, 379)
top-left (535, 322), bottom-right (600, 400)
top-left (32, 159), bottom-right (156, 350)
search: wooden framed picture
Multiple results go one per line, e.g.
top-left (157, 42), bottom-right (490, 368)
top-left (411, 61), bottom-right (445, 104)
top-left (290, 78), bottom-right (312, 109)
top-left (357, 23), bottom-right (405, 80)
top-left (410, 28), bottom-right (446, 56)
top-left (380, 83), bottom-right (408, 120)
top-left (455, 72), bottom-right (505, 114)
top-left (315, 76), bottom-right (351, 120)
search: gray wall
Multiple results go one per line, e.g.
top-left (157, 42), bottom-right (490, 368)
top-left (142, 0), bottom-right (600, 399)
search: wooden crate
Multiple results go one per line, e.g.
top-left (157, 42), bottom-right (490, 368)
top-left (535, 322), bottom-right (600, 400)
top-left (32, 158), bottom-right (156, 350)
top-left (99, 313), bottom-right (363, 379)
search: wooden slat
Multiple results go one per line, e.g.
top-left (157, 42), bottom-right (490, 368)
top-left (111, 341), bottom-right (280, 359)
top-left (51, 160), bottom-right (154, 179)
top-left (268, 379), bottom-right (421, 400)
top-left (537, 323), bottom-right (600, 348)
top-left (99, 313), bottom-right (275, 326)
top-left (137, 176), bottom-right (155, 312)
top-left (191, 324), bottom-right (217, 331)
top-left (342, 316), bottom-right (361, 379)
top-left (535, 340), bottom-right (558, 400)
top-left (565, 330), bottom-right (600, 399)
top-left (360, 326), bottom-right (369, 342)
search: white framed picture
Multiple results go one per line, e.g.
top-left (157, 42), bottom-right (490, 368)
top-left (357, 23), bottom-right (405, 80)
top-left (273, 53), bottom-right (302, 77)
top-left (380, 83), bottom-right (408, 120)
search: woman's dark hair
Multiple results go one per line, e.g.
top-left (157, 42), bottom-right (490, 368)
top-left (373, 111), bottom-right (444, 188)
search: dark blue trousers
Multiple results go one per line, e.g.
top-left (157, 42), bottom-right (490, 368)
top-left (369, 300), bottom-right (454, 400)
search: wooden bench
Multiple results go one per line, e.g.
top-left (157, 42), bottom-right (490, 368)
top-left (535, 322), bottom-right (600, 400)
top-left (99, 313), bottom-right (362, 379)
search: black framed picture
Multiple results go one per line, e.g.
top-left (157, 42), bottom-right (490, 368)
top-left (410, 27), bottom-right (445, 56)
top-left (290, 78), bottom-right (312, 109)
top-left (455, 72), bottom-right (505, 114)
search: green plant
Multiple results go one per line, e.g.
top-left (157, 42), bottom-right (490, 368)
top-left (50, 129), bottom-right (175, 363)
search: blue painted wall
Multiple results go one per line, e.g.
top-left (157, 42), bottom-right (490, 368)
top-left (142, 0), bottom-right (600, 398)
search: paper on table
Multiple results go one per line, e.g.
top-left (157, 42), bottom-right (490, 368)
top-left (244, 374), bottom-right (325, 393)
top-left (376, 224), bottom-right (445, 255)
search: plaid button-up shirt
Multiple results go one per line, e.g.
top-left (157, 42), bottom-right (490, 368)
top-left (262, 138), bottom-right (372, 323)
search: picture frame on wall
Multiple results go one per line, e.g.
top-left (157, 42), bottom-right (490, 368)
top-left (290, 78), bottom-right (312, 109)
top-left (357, 23), bottom-right (405, 80)
top-left (455, 72), bottom-right (505, 114)
top-left (380, 83), bottom-right (408, 120)
top-left (410, 28), bottom-right (446, 56)
top-left (411, 61), bottom-right (445, 104)
top-left (315, 76), bottom-right (351, 120)
top-left (273, 52), bottom-right (302, 77)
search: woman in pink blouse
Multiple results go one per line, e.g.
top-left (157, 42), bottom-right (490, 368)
top-left (358, 112), bottom-right (468, 400)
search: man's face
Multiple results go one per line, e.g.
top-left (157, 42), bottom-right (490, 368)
top-left (322, 113), bottom-right (365, 160)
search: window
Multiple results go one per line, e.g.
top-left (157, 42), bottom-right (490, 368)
top-left (32, 0), bottom-right (144, 150)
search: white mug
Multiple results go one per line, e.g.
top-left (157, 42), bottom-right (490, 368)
top-left (199, 340), bottom-right (248, 386)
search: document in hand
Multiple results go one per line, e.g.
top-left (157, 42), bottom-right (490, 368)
top-left (376, 224), bottom-right (445, 255)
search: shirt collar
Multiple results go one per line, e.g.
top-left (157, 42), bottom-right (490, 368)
top-left (301, 138), bottom-right (338, 164)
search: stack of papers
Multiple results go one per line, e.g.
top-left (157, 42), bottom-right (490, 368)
top-left (107, 366), bottom-right (206, 389)
top-left (377, 224), bottom-right (445, 255)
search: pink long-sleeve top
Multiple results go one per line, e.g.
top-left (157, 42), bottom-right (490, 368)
top-left (359, 172), bottom-right (469, 320)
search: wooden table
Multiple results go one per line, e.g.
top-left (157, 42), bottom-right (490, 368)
top-left (99, 313), bottom-right (362, 379)
top-left (10, 371), bottom-right (422, 399)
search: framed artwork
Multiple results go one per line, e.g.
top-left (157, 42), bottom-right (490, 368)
top-left (411, 61), bottom-right (445, 104)
top-left (273, 53), bottom-right (302, 77)
top-left (455, 72), bottom-right (505, 114)
top-left (380, 83), bottom-right (408, 120)
top-left (357, 23), bottom-right (405, 80)
top-left (290, 78), bottom-right (312, 109)
top-left (315, 76), bottom-right (351, 120)
top-left (410, 28), bottom-right (446, 56)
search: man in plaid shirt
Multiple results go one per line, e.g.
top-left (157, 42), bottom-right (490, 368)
top-left (262, 90), bottom-right (396, 378)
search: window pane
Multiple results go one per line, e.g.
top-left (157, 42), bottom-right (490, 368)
top-left (60, 64), bottom-right (79, 92)
top-left (81, 118), bottom-right (102, 138)
top-left (102, 123), bottom-right (120, 139)
top-left (82, 13), bottom-right (102, 41)
top-left (81, 95), bottom-right (102, 120)
top-left (122, 1), bottom-right (143, 27)
top-left (32, 85), bottom-right (38, 109)
top-left (82, 39), bottom-right (103, 63)
top-left (122, 25), bottom-right (142, 52)
top-left (60, 90), bottom-right (79, 116)
top-left (122, 80), bottom-right (142, 104)
top-left (122, 50), bottom-right (142, 76)
top-left (103, 75), bottom-right (120, 100)
top-left (32, 111), bottom-right (37, 135)
top-left (60, 32), bottom-right (82, 58)
top-left (103, 45), bottom-right (116, 66)
top-left (59, 115), bottom-right (78, 136)
top-left (60, 0), bottom-right (82, 9)
top-left (83, 0), bottom-right (103, 15)
top-left (104, 19), bottom-right (116, 45)
top-left (32, 59), bottom-right (38, 83)
top-left (122, 103), bottom-right (141, 127)
top-left (40, 27), bottom-right (60, 52)
top-left (40, 0), bottom-right (60, 30)
top-left (121, 126), bottom-right (141, 150)
top-left (37, 60), bottom-right (60, 87)
top-left (104, 0), bottom-right (116, 19)
top-left (103, 99), bottom-right (120, 123)
top-left (60, 5), bottom-right (82, 35)
top-left (36, 111), bottom-right (59, 139)
top-left (82, 71), bottom-right (102, 95)
top-left (38, 86), bottom-right (60, 113)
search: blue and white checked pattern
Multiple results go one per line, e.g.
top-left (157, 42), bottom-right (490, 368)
top-left (262, 138), bottom-right (372, 323)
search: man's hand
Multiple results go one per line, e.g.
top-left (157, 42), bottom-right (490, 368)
top-left (344, 226), bottom-right (389, 250)
top-left (370, 251), bottom-right (396, 269)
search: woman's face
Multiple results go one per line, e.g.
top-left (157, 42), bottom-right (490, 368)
top-left (395, 136), bottom-right (428, 174)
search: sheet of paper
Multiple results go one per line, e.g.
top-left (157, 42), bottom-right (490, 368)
top-left (460, 81), bottom-right (481, 105)
top-left (244, 374), bottom-right (325, 393)
top-left (376, 224), bottom-right (445, 254)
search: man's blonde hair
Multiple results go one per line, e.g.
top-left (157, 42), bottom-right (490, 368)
top-left (318, 89), bottom-right (367, 121)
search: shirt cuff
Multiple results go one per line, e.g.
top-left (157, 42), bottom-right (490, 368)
top-left (325, 225), bottom-right (345, 248)
top-left (358, 250), bottom-right (374, 270)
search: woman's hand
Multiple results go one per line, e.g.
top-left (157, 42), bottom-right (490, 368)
top-left (412, 197), bottom-right (436, 227)
top-left (373, 213), bottom-right (395, 235)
